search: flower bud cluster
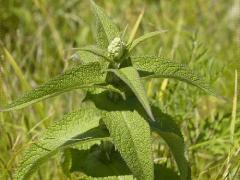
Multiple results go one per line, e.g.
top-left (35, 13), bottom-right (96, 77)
top-left (107, 37), bottom-right (125, 60)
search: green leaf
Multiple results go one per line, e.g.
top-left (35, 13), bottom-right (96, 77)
top-left (61, 149), bottom-right (72, 178)
top-left (70, 50), bottom-right (98, 65)
top-left (86, 90), bottom-right (131, 112)
top-left (15, 107), bottom-right (109, 180)
top-left (87, 93), bottom-right (189, 179)
top-left (157, 133), bottom-right (190, 180)
top-left (1, 62), bottom-right (106, 111)
top-left (72, 46), bottom-right (111, 63)
top-left (68, 50), bottom-right (103, 71)
top-left (132, 56), bottom-right (215, 96)
top-left (91, 0), bottom-right (120, 49)
top-left (71, 138), bottom-right (102, 150)
top-left (154, 164), bottom-right (180, 180)
top-left (69, 47), bottom-right (110, 75)
top-left (150, 106), bottom-right (191, 180)
top-left (94, 84), bottom-right (126, 100)
top-left (67, 145), bottom-right (131, 177)
top-left (128, 31), bottom-right (167, 53)
top-left (61, 139), bottom-right (113, 177)
top-left (150, 106), bottom-right (183, 138)
top-left (103, 111), bottom-right (154, 180)
top-left (108, 67), bottom-right (155, 121)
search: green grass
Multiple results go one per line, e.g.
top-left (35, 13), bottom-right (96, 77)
top-left (0, 0), bottom-right (239, 179)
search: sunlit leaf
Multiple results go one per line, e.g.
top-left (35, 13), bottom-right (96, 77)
top-left (1, 62), bottom-right (106, 111)
top-left (16, 107), bottom-right (109, 180)
top-left (132, 56), bottom-right (216, 96)
top-left (104, 111), bottom-right (154, 179)
top-left (91, 0), bottom-right (120, 49)
top-left (108, 67), bottom-right (155, 121)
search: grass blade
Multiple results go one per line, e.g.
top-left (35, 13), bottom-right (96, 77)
top-left (230, 70), bottom-right (238, 142)
top-left (127, 8), bottom-right (145, 44)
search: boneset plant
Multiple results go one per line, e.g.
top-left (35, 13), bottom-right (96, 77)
top-left (1, 1), bottom-right (216, 180)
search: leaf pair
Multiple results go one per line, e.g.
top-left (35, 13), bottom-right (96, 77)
top-left (0, 56), bottom-right (216, 113)
top-left (87, 93), bottom-right (190, 180)
top-left (15, 103), bottom-right (152, 179)
top-left (15, 101), bottom-right (185, 180)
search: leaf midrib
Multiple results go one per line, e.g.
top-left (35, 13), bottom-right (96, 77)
top-left (119, 112), bottom-right (144, 177)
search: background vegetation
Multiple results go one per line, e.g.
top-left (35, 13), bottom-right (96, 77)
top-left (0, 0), bottom-right (239, 179)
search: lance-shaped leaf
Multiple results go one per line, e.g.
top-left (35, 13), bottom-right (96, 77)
top-left (1, 62), bottom-right (106, 111)
top-left (132, 56), bottom-right (215, 96)
top-left (103, 111), bottom-right (154, 180)
top-left (91, 0), bottom-right (120, 49)
top-left (150, 106), bottom-right (191, 180)
top-left (128, 30), bottom-right (167, 53)
top-left (16, 107), bottom-right (109, 180)
top-left (108, 67), bottom-right (155, 121)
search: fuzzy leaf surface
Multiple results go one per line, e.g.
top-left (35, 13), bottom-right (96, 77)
top-left (1, 62), bottom-right (105, 111)
top-left (132, 56), bottom-right (215, 95)
top-left (104, 111), bottom-right (154, 180)
top-left (91, 0), bottom-right (120, 49)
top-left (86, 92), bottom-right (189, 179)
top-left (16, 107), bottom-right (108, 180)
top-left (108, 67), bottom-right (155, 121)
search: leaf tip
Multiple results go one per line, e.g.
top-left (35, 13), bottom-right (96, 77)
top-left (90, 0), bottom-right (97, 8)
top-left (0, 107), bottom-right (8, 112)
top-left (0, 106), bottom-right (16, 112)
top-left (149, 112), bottom-right (156, 122)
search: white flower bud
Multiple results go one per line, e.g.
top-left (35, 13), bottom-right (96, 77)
top-left (107, 37), bottom-right (125, 60)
